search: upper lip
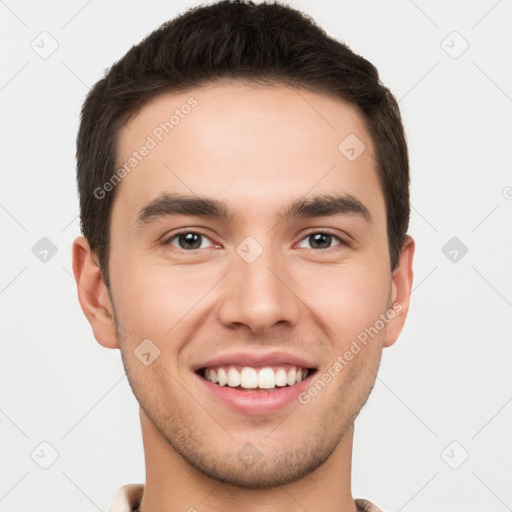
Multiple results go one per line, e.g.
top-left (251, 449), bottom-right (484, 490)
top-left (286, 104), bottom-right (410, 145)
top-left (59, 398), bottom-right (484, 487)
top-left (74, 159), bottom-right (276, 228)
top-left (192, 350), bottom-right (317, 372)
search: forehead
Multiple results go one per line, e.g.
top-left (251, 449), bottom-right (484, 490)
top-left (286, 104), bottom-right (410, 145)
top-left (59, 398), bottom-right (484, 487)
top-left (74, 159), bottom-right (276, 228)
top-left (113, 81), bottom-right (384, 227)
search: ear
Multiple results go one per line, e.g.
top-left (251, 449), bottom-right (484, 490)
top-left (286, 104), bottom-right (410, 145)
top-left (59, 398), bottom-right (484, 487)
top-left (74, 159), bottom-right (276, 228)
top-left (72, 236), bottom-right (119, 349)
top-left (383, 235), bottom-right (415, 348)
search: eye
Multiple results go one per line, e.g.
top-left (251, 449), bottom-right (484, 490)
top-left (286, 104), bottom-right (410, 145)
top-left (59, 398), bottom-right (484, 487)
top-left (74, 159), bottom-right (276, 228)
top-left (297, 232), bottom-right (344, 250)
top-left (166, 231), bottom-right (215, 251)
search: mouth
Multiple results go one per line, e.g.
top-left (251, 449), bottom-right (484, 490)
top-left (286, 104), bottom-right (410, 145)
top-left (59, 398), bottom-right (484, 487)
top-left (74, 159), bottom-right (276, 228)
top-left (196, 364), bottom-right (316, 391)
top-left (193, 353), bottom-right (318, 415)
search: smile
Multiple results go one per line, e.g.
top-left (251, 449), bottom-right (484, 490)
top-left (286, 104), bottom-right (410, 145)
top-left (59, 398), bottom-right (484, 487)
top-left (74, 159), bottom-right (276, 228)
top-left (200, 365), bottom-right (312, 390)
top-left (194, 352), bottom-right (318, 414)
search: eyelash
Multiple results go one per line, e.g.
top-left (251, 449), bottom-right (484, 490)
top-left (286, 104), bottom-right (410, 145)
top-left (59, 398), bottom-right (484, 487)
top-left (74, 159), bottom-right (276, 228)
top-left (164, 229), bottom-right (348, 252)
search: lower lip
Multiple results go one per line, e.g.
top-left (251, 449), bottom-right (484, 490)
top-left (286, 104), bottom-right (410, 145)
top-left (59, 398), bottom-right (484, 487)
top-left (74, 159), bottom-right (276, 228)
top-left (197, 372), bottom-right (316, 415)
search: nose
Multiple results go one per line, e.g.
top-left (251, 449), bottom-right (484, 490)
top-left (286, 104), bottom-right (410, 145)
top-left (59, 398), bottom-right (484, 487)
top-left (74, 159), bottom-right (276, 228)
top-left (217, 239), bottom-right (302, 335)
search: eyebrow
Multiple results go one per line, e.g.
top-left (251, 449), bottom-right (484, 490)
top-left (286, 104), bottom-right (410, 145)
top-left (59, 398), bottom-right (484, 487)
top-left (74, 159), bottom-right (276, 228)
top-left (135, 192), bottom-right (372, 226)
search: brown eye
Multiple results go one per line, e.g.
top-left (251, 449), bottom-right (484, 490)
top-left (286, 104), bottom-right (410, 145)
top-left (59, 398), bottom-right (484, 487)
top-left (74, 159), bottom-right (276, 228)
top-left (167, 232), bottom-right (213, 250)
top-left (298, 232), bottom-right (342, 250)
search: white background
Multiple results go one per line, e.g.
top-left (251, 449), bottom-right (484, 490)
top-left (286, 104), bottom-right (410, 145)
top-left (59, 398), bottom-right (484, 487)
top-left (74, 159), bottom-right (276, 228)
top-left (1, 1), bottom-right (511, 511)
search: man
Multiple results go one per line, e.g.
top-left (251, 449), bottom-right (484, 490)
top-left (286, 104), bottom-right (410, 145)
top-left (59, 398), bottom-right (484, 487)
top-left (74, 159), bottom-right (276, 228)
top-left (72, 1), bottom-right (414, 510)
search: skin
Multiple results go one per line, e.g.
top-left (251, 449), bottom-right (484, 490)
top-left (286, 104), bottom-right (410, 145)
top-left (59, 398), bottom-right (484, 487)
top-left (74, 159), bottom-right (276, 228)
top-left (73, 80), bottom-right (414, 512)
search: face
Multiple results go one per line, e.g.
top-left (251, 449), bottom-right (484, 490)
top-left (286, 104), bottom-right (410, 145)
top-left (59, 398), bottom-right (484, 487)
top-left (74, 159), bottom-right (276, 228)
top-left (79, 81), bottom-right (413, 488)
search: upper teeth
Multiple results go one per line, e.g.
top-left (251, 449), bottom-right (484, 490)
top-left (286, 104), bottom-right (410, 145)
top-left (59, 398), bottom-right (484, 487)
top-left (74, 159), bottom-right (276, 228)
top-left (203, 366), bottom-right (308, 389)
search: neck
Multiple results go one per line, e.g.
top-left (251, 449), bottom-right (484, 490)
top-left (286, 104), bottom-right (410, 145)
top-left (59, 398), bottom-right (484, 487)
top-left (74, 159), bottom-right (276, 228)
top-left (138, 408), bottom-right (358, 512)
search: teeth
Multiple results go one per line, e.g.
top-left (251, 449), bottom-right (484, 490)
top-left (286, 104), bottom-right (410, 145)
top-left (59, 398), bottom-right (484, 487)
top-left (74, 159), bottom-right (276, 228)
top-left (275, 368), bottom-right (287, 387)
top-left (227, 367), bottom-right (241, 387)
top-left (217, 368), bottom-right (227, 386)
top-left (257, 367), bottom-right (275, 389)
top-left (203, 365), bottom-right (310, 389)
top-left (240, 367), bottom-right (258, 388)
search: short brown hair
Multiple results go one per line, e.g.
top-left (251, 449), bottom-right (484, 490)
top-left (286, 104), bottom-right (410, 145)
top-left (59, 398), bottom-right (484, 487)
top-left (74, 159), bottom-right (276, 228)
top-left (77, 0), bottom-right (410, 287)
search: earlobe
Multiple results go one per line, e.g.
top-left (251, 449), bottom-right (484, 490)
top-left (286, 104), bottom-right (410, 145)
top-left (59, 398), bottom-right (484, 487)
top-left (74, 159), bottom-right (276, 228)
top-left (72, 236), bottom-right (119, 349)
top-left (383, 235), bottom-right (415, 348)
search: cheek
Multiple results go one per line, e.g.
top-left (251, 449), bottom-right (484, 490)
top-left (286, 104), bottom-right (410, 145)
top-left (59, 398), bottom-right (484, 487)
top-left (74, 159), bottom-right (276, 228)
top-left (299, 261), bottom-right (391, 343)
top-left (109, 256), bottom-right (222, 342)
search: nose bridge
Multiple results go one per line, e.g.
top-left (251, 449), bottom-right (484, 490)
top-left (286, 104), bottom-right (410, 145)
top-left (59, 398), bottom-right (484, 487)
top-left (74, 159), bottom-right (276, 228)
top-left (217, 234), bottom-right (301, 333)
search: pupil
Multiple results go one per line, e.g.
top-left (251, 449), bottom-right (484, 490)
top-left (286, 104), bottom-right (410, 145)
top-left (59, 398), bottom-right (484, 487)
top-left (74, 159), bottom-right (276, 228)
top-left (179, 233), bottom-right (201, 249)
top-left (311, 233), bottom-right (331, 249)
